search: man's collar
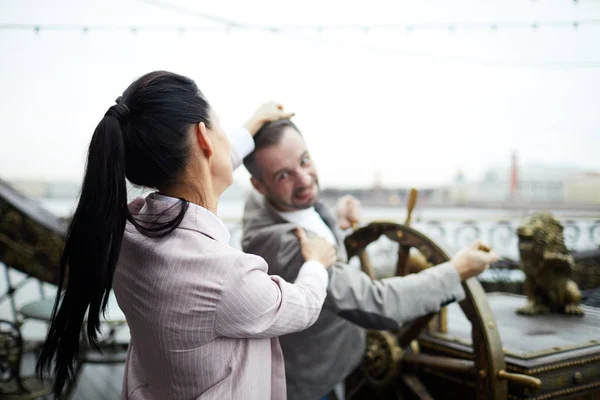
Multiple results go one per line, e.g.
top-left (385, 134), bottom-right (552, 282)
top-left (314, 202), bottom-right (338, 234)
top-left (247, 190), bottom-right (341, 241)
top-left (277, 206), bottom-right (317, 219)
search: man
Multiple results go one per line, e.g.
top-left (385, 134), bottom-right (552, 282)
top-left (241, 119), bottom-right (498, 400)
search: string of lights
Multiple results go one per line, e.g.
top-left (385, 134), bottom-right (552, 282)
top-left (2, 0), bottom-right (599, 69)
top-left (2, 19), bottom-right (600, 34)
top-left (2, 21), bottom-right (599, 69)
top-left (135, 0), bottom-right (600, 33)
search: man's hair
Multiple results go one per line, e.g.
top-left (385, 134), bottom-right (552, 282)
top-left (243, 119), bottom-right (301, 179)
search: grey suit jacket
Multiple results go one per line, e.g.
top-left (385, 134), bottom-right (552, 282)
top-left (242, 191), bottom-right (465, 400)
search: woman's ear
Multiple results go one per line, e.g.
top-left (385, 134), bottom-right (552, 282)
top-left (194, 122), bottom-right (213, 159)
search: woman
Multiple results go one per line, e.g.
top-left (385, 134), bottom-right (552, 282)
top-left (37, 71), bottom-right (336, 399)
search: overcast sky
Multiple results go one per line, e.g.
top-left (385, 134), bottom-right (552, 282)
top-left (1, 0), bottom-right (599, 188)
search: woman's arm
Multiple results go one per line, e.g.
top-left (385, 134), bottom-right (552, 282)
top-left (214, 253), bottom-right (328, 339)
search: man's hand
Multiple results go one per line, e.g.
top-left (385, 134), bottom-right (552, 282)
top-left (451, 240), bottom-right (499, 280)
top-left (244, 101), bottom-right (295, 136)
top-left (295, 228), bottom-right (337, 268)
top-left (335, 195), bottom-right (362, 230)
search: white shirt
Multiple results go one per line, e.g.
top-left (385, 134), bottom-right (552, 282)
top-left (278, 208), bottom-right (337, 245)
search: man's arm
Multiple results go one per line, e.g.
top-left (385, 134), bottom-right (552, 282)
top-left (325, 261), bottom-right (464, 330)
top-left (253, 229), bottom-right (465, 331)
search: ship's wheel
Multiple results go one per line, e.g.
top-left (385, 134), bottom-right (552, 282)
top-left (343, 190), bottom-right (540, 400)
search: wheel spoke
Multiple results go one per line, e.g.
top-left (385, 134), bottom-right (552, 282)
top-left (397, 313), bottom-right (435, 347)
top-left (402, 353), bottom-right (476, 376)
top-left (358, 248), bottom-right (376, 280)
top-left (400, 374), bottom-right (434, 400)
top-left (345, 376), bottom-right (368, 400)
top-left (395, 245), bottom-right (412, 277)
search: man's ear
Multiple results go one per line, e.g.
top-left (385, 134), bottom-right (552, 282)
top-left (194, 122), bottom-right (213, 159)
top-left (250, 177), bottom-right (268, 196)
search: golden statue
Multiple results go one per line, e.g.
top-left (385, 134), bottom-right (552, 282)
top-left (516, 212), bottom-right (584, 316)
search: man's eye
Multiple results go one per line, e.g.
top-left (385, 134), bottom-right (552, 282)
top-left (301, 157), bottom-right (310, 166)
top-left (277, 173), bottom-right (288, 181)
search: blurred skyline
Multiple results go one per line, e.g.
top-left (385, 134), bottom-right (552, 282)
top-left (1, 0), bottom-right (599, 188)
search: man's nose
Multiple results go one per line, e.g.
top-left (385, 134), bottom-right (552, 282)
top-left (297, 169), bottom-right (312, 187)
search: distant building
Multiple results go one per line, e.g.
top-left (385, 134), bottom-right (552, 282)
top-left (564, 172), bottom-right (600, 205)
top-left (444, 163), bottom-right (600, 206)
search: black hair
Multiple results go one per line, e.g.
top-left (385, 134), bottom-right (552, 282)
top-left (36, 71), bottom-right (212, 396)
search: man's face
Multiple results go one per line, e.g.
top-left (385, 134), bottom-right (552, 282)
top-left (251, 127), bottom-right (319, 211)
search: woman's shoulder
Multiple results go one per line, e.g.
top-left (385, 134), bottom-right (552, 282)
top-left (203, 242), bottom-right (269, 276)
top-left (122, 223), bottom-right (269, 276)
top-left (164, 228), bottom-right (269, 271)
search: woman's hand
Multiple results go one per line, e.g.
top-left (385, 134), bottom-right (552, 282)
top-left (295, 228), bottom-right (337, 268)
top-left (244, 101), bottom-right (295, 136)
